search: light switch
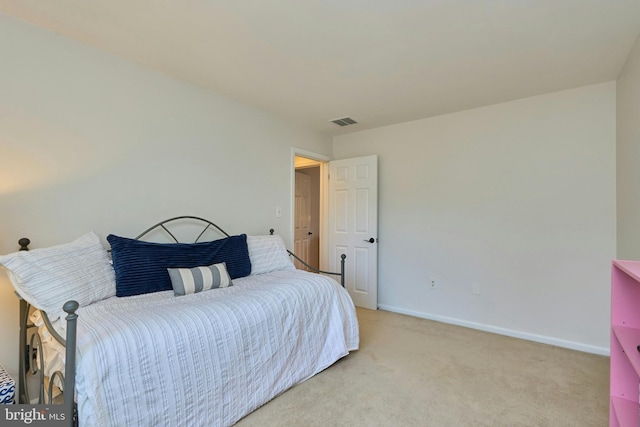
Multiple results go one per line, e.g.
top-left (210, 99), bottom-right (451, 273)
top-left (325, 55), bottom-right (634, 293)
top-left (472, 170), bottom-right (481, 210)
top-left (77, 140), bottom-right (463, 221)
top-left (275, 206), bottom-right (282, 218)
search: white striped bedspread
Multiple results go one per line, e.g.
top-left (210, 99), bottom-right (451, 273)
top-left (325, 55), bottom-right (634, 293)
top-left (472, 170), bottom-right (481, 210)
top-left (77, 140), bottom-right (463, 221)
top-left (74, 269), bottom-right (359, 426)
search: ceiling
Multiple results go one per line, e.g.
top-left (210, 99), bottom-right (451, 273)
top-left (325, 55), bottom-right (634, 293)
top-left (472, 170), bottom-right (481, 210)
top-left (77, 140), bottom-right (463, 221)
top-left (1, 1), bottom-right (639, 136)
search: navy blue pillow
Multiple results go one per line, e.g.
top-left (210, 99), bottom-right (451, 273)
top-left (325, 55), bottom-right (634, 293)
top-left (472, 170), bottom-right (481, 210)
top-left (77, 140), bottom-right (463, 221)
top-left (107, 233), bottom-right (251, 297)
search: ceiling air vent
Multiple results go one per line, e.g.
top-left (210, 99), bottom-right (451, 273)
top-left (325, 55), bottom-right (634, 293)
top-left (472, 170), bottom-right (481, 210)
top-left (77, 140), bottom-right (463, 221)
top-left (330, 117), bottom-right (358, 127)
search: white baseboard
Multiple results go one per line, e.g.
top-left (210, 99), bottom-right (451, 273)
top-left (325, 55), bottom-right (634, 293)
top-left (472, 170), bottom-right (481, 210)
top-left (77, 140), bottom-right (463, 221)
top-left (376, 304), bottom-right (610, 356)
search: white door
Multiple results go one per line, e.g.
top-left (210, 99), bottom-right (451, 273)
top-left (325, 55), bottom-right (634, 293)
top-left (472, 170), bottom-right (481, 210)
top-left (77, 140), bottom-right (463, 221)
top-left (294, 171), bottom-right (312, 270)
top-left (328, 155), bottom-right (378, 309)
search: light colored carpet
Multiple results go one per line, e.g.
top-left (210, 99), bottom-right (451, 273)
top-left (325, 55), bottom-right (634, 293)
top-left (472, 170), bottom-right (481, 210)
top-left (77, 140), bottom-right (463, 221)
top-left (236, 308), bottom-right (609, 426)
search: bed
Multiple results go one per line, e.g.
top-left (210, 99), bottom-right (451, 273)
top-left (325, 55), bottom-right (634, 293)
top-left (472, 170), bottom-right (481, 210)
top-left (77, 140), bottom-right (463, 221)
top-left (0, 216), bottom-right (359, 427)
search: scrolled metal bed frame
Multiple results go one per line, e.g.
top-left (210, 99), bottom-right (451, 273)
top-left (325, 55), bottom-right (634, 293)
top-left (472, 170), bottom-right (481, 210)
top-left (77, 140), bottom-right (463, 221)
top-left (17, 236), bottom-right (78, 425)
top-left (16, 216), bottom-right (346, 426)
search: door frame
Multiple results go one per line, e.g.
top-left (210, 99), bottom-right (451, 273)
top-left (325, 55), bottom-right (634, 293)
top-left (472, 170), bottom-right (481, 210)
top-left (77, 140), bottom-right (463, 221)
top-left (291, 147), bottom-right (331, 271)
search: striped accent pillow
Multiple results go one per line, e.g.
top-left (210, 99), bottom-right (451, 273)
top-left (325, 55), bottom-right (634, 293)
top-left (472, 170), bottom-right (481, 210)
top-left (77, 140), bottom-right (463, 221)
top-left (168, 262), bottom-right (233, 296)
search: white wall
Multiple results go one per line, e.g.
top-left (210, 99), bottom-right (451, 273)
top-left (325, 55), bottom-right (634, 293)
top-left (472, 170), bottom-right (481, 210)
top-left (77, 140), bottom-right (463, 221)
top-left (334, 82), bottom-right (616, 354)
top-left (0, 14), bottom-right (331, 380)
top-left (617, 35), bottom-right (640, 260)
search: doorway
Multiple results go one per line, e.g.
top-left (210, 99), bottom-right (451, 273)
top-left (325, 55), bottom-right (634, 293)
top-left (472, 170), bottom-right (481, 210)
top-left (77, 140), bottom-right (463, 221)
top-left (291, 149), bottom-right (379, 310)
top-left (294, 155), bottom-right (322, 270)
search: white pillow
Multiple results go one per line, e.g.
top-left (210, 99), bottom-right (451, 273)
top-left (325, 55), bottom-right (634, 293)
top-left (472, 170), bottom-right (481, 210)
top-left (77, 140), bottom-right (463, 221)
top-left (0, 232), bottom-right (116, 321)
top-left (247, 235), bottom-right (295, 275)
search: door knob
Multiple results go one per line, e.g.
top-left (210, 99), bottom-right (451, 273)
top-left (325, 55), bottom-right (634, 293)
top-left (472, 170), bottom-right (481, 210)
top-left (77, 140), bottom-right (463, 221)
top-left (363, 238), bottom-right (375, 243)
top-left (308, 232), bottom-right (313, 235)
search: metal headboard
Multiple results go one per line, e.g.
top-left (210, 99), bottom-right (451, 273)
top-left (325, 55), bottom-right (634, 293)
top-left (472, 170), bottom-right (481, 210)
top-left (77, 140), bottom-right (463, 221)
top-left (135, 217), bottom-right (346, 286)
top-left (134, 215), bottom-right (230, 242)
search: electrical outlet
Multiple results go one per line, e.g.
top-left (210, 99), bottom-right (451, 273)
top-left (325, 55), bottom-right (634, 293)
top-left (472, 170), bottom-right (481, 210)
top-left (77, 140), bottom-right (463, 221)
top-left (430, 278), bottom-right (436, 289)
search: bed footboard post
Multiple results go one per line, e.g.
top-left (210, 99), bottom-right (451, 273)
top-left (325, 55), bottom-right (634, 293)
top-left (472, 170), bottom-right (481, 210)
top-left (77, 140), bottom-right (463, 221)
top-left (17, 238), bottom-right (31, 404)
top-left (63, 301), bottom-right (79, 426)
top-left (18, 299), bottom-right (29, 404)
top-left (340, 254), bottom-right (346, 288)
